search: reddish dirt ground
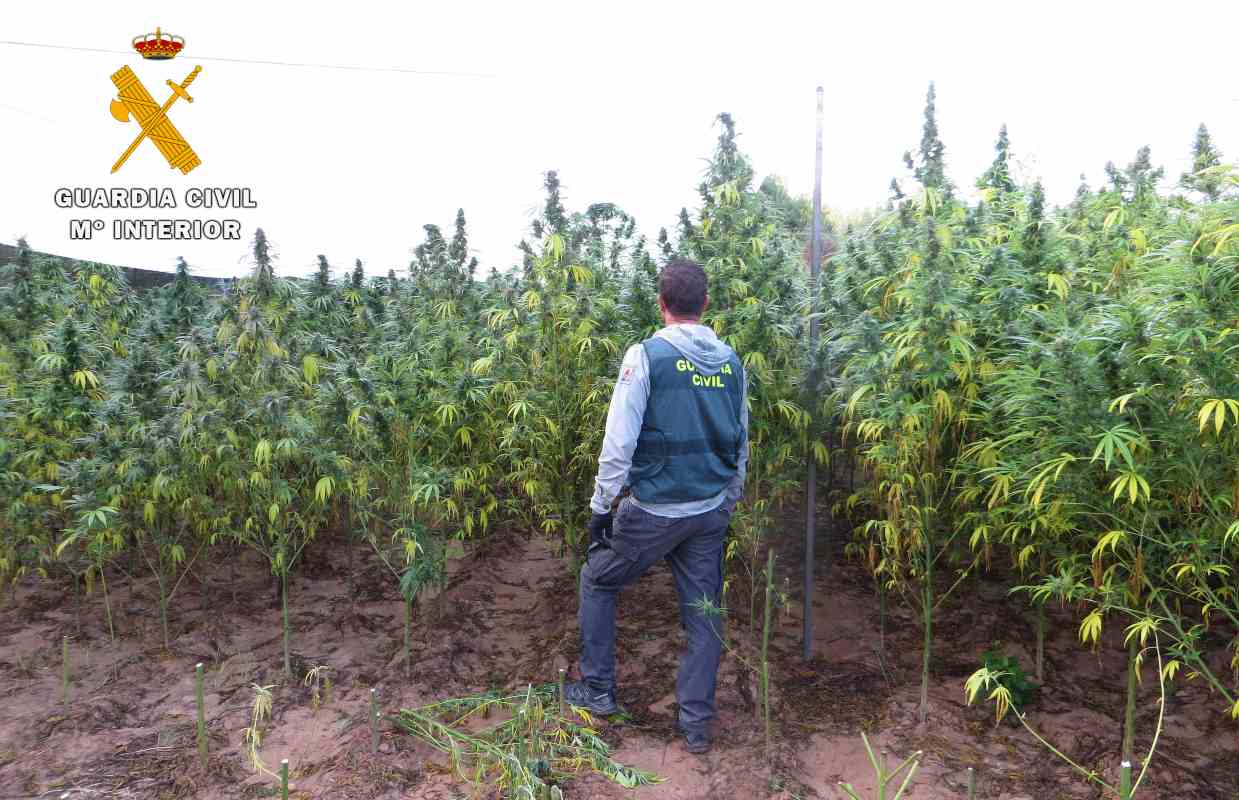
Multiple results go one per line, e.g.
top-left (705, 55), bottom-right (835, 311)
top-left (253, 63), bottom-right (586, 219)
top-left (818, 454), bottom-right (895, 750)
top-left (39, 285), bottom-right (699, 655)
top-left (1, 510), bottom-right (1237, 799)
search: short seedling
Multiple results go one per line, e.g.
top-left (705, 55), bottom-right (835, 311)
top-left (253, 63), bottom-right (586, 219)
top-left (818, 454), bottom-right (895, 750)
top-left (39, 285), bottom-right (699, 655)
top-left (241, 683), bottom-right (277, 777)
top-left (303, 664), bottom-right (332, 713)
top-left (838, 732), bottom-right (921, 800)
top-left (965, 628), bottom-right (1168, 800)
top-left (979, 647), bottom-right (1037, 719)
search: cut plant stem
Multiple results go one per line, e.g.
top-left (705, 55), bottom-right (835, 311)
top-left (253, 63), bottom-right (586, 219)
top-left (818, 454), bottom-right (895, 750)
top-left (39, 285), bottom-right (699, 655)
top-left (196, 662), bottom-right (209, 768)
top-left (370, 687), bottom-right (380, 753)
top-left (967, 766), bottom-right (976, 799)
top-left (1119, 759), bottom-right (1132, 800)
top-left (280, 758), bottom-right (289, 800)
top-left (558, 667), bottom-right (567, 718)
top-left (1122, 638), bottom-right (1138, 781)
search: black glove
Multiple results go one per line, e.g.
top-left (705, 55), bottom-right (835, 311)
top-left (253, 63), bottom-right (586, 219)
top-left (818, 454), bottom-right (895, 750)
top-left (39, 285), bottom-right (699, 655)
top-left (587, 511), bottom-right (614, 548)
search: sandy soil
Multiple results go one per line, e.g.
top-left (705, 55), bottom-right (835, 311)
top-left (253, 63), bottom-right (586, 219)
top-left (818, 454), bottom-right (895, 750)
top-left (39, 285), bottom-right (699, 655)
top-left (1, 510), bottom-right (1236, 800)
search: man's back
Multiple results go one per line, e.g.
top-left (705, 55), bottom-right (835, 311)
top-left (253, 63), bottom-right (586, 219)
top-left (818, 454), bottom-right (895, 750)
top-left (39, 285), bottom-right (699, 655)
top-left (570, 260), bottom-right (748, 755)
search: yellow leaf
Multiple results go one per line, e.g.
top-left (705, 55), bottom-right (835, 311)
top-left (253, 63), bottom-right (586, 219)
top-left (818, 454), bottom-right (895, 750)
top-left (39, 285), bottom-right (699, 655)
top-left (1046, 273), bottom-right (1069, 300)
top-left (1091, 530), bottom-right (1126, 560)
top-left (315, 476), bottom-right (334, 504)
top-left (254, 439), bottom-right (272, 468)
top-left (1079, 609), bottom-right (1103, 645)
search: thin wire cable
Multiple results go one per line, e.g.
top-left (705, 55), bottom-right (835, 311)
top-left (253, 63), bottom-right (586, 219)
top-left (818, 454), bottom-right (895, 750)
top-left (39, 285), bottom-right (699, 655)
top-left (0, 101), bottom-right (67, 126)
top-left (0, 39), bottom-right (495, 78)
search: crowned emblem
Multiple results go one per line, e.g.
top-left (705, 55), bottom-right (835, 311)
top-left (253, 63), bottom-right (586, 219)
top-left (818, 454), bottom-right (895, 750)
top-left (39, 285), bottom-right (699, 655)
top-left (131, 27), bottom-right (185, 60)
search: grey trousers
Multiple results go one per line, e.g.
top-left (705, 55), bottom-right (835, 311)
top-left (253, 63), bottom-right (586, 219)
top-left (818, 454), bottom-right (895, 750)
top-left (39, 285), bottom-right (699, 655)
top-left (578, 496), bottom-right (729, 732)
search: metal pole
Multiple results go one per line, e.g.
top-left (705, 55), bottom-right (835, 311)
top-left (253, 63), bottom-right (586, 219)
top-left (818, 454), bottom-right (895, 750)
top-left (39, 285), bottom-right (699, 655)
top-left (803, 85), bottom-right (824, 662)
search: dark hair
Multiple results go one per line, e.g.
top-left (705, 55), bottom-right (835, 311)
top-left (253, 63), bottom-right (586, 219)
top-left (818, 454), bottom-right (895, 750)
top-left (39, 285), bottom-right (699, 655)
top-left (658, 260), bottom-right (708, 317)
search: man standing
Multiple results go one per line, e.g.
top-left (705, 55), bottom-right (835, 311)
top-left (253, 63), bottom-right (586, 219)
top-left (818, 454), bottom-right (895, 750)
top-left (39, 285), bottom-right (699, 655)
top-left (564, 259), bottom-right (748, 755)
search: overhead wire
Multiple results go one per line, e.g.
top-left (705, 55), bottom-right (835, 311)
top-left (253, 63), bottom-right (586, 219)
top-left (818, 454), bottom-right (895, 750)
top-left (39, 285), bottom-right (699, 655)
top-left (0, 39), bottom-right (496, 79)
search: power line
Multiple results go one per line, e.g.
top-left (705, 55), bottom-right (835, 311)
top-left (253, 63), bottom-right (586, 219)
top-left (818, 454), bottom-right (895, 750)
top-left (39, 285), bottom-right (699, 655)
top-left (0, 101), bottom-right (67, 126)
top-left (0, 39), bottom-right (495, 79)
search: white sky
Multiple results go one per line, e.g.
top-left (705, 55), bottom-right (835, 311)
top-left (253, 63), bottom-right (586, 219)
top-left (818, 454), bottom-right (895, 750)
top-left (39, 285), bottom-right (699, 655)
top-left (2, 1), bottom-right (1236, 279)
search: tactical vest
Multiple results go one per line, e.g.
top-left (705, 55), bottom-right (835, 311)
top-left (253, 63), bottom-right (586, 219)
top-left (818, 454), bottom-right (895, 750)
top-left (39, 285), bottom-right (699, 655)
top-left (629, 336), bottom-right (745, 504)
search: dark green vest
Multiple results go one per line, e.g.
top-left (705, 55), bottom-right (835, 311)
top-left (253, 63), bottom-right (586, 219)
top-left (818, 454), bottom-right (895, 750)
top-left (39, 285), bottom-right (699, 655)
top-left (629, 336), bottom-right (745, 504)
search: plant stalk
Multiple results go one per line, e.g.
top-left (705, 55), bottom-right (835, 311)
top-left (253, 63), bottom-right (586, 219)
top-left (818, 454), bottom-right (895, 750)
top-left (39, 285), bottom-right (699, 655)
top-left (762, 547), bottom-right (775, 758)
top-left (159, 574), bottom-right (170, 653)
top-left (1035, 601), bottom-right (1046, 683)
top-left (62, 635), bottom-right (71, 707)
top-left (196, 662), bottom-right (209, 768)
top-left (1122, 637), bottom-right (1138, 772)
top-left (281, 570), bottom-right (291, 678)
top-left (558, 667), bottom-right (567, 718)
top-left (920, 556), bottom-right (932, 723)
top-left (404, 593), bottom-right (412, 681)
top-left (878, 577), bottom-right (887, 665)
top-left (99, 562), bottom-right (116, 644)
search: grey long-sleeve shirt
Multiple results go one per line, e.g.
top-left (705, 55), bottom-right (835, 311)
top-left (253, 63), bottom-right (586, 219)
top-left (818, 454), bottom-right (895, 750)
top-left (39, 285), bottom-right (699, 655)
top-left (589, 323), bottom-right (749, 517)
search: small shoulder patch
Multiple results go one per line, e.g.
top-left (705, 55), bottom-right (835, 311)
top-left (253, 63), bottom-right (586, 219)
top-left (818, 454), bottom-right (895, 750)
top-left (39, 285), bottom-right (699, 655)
top-left (619, 366), bottom-right (634, 384)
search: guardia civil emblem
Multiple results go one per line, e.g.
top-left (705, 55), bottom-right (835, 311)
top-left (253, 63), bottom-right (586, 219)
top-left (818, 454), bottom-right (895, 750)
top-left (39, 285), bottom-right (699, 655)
top-left (107, 27), bottom-right (203, 174)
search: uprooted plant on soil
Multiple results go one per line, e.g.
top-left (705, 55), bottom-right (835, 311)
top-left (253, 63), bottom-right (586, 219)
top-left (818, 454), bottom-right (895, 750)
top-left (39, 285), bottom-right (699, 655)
top-left (391, 684), bottom-right (661, 797)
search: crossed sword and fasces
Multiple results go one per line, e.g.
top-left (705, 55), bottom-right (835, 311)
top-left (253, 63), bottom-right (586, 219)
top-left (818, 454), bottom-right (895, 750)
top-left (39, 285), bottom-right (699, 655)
top-left (109, 64), bottom-right (202, 174)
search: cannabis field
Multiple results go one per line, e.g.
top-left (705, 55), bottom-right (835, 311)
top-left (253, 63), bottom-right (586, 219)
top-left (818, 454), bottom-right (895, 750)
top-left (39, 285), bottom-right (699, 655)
top-left (2, 90), bottom-right (1239, 798)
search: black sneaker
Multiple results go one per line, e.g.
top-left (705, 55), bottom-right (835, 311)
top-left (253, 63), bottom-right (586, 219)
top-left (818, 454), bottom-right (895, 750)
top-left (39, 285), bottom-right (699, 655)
top-left (562, 680), bottom-right (619, 716)
top-left (675, 721), bottom-right (711, 754)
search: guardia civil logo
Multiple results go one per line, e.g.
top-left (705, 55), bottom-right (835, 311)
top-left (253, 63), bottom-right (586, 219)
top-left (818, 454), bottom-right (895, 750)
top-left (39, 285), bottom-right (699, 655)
top-left (107, 27), bottom-right (204, 174)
